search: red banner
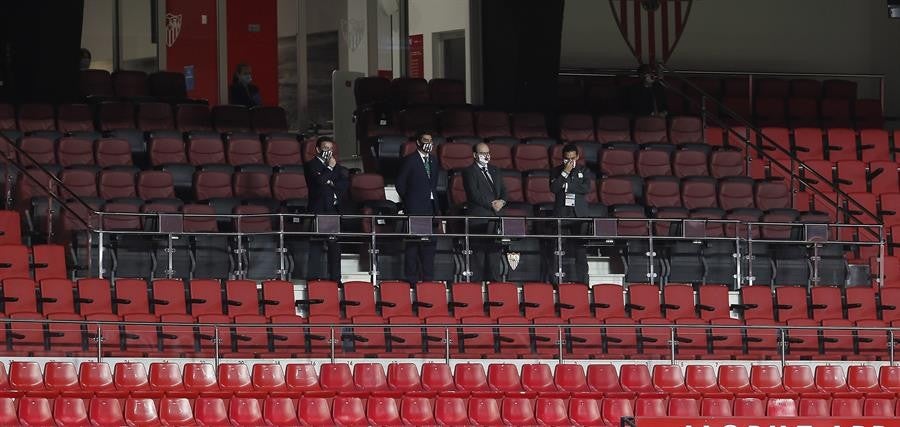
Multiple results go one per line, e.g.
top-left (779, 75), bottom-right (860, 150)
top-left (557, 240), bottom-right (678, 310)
top-left (636, 417), bottom-right (900, 427)
top-left (408, 34), bottom-right (424, 78)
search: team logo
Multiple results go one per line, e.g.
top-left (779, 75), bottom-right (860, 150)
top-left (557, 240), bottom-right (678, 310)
top-left (609, 0), bottom-right (693, 64)
top-left (166, 13), bottom-right (183, 48)
top-left (506, 252), bottom-right (521, 271)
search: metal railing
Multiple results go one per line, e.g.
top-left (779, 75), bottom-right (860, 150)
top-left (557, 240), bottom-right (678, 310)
top-left (7, 316), bottom-right (899, 368)
top-left (85, 209), bottom-right (884, 289)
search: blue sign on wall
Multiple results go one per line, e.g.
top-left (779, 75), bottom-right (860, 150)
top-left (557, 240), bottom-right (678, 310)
top-left (184, 65), bottom-right (195, 91)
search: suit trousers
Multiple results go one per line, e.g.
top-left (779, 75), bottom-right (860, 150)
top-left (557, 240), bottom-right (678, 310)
top-left (471, 221), bottom-right (504, 282)
top-left (309, 237), bottom-right (341, 281)
top-left (404, 239), bottom-right (436, 284)
top-left (547, 217), bottom-right (589, 285)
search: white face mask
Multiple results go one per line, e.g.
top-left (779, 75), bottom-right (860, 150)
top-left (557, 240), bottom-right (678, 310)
top-left (476, 154), bottom-right (490, 166)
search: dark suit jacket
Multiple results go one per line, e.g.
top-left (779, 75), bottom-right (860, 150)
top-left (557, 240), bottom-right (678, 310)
top-left (396, 152), bottom-right (442, 215)
top-left (304, 157), bottom-right (350, 213)
top-left (462, 163), bottom-right (507, 224)
top-left (550, 164), bottom-right (592, 218)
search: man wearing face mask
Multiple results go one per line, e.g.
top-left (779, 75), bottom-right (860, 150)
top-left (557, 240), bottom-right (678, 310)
top-left (396, 131), bottom-right (442, 284)
top-left (305, 136), bottom-right (349, 282)
top-left (549, 144), bottom-right (591, 284)
top-left (229, 63), bottom-right (262, 107)
top-left (462, 143), bottom-right (507, 282)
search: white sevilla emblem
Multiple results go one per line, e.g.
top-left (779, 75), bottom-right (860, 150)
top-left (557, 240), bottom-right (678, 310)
top-left (166, 13), bottom-right (183, 48)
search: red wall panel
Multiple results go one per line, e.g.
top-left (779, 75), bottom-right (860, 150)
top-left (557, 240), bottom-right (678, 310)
top-left (166, 0), bottom-right (219, 105)
top-left (226, 0), bottom-right (278, 106)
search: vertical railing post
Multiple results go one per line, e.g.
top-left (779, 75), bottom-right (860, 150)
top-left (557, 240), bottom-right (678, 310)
top-left (744, 128), bottom-right (753, 182)
top-left (97, 231), bottom-right (105, 279)
top-left (46, 196), bottom-right (55, 242)
top-left (234, 228), bottom-right (245, 280)
top-left (277, 215), bottom-right (287, 281)
top-left (557, 327), bottom-right (564, 364)
top-left (369, 215), bottom-right (379, 285)
top-left (444, 327), bottom-right (451, 365)
top-left (555, 219), bottom-right (565, 284)
top-left (745, 224), bottom-right (755, 288)
top-left (734, 228), bottom-right (743, 290)
top-left (669, 325), bottom-right (677, 364)
top-left (214, 326), bottom-right (220, 368)
top-left (165, 234), bottom-right (175, 279)
top-left (647, 222), bottom-right (656, 284)
top-left (879, 228), bottom-right (886, 289)
top-left (462, 218), bottom-right (472, 281)
top-left (330, 326), bottom-right (336, 364)
top-left (96, 325), bottom-right (103, 363)
top-left (810, 242), bottom-right (821, 290)
top-left (779, 328), bottom-right (786, 369)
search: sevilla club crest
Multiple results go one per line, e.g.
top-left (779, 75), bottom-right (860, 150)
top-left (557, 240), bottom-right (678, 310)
top-left (166, 13), bottom-right (183, 48)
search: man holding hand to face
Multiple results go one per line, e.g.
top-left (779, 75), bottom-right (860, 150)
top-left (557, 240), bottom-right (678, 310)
top-left (462, 143), bottom-right (507, 281)
top-left (549, 144), bottom-right (591, 284)
top-left (305, 136), bottom-right (349, 282)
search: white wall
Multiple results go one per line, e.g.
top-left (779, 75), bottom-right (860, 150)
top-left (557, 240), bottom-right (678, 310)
top-left (561, 0), bottom-right (900, 116)
top-left (408, 0), bottom-right (471, 101)
top-left (81, 0), bottom-right (115, 71)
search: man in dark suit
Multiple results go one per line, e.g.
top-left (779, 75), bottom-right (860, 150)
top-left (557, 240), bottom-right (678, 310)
top-left (549, 143), bottom-right (591, 284)
top-left (462, 142), bottom-right (507, 282)
top-left (396, 131), bottom-right (442, 284)
top-left (304, 136), bottom-right (349, 282)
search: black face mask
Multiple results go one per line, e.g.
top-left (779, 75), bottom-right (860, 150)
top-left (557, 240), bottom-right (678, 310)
top-left (419, 142), bottom-right (433, 153)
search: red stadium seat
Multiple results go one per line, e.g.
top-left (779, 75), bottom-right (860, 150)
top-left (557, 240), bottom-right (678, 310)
top-left (420, 363), bottom-right (454, 392)
top-left (434, 394), bottom-right (469, 426)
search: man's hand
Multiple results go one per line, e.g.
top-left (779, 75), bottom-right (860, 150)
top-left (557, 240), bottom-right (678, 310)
top-left (491, 200), bottom-right (505, 212)
top-left (563, 160), bottom-right (575, 173)
top-left (328, 156), bottom-right (337, 168)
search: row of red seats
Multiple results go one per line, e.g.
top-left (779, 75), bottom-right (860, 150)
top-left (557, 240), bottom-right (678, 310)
top-left (708, 126), bottom-right (897, 163)
top-left (1, 278), bottom-right (897, 359)
top-left (0, 244), bottom-right (65, 282)
top-left (435, 140), bottom-right (747, 178)
top-left (5, 361), bottom-right (900, 399)
top-left (80, 69), bottom-right (186, 100)
top-left (17, 168), bottom-right (309, 208)
top-left (6, 393), bottom-right (900, 427)
top-left (2, 278), bottom-right (896, 323)
top-left (0, 102), bottom-right (290, 136)
top-left (17, 133), bottom-right (312, 171)
top-left (0, 394), bottom-right (639, 427)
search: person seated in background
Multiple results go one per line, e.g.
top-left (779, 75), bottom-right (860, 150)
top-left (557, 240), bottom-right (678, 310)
top-left (229, 63), bottom-right (261, 107)
top-left (627, 63), bottom-right (667, 117)
top-left (80, 48), bottom-right (91, 70)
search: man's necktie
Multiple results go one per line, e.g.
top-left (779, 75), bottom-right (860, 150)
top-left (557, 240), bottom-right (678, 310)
top-left (424, 157), bottom-right (431, 179)
top-left (481, 167), bottom-right (496, 195)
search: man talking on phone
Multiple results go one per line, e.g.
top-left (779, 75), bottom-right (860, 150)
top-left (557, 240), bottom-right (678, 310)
top-left (305, 136), bottom-right (349, 282)
top-left (549, 144), bottom-right (591, 284)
